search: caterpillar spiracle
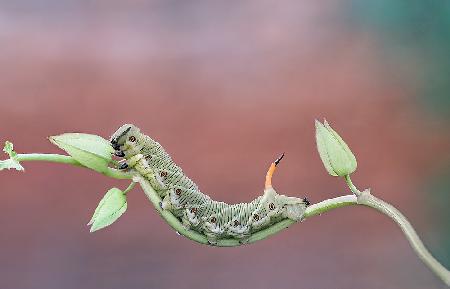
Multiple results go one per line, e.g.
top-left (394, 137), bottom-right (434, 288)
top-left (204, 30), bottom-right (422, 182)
top-left (110, 124), bottom-right (310, 244)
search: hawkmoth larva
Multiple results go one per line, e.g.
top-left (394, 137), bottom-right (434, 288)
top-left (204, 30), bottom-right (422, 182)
top-left (110, 124), bottom-right (310, 244)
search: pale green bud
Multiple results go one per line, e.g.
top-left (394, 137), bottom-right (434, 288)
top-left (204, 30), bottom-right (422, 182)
top-left (88, 188), bottom-right (127, 232)
top-left (315, 120), bottom-right (357, 177)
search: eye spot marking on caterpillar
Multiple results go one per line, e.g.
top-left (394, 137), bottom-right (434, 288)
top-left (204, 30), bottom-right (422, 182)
top-left (269, 203), bottom-right (275, 210)
top-left (253, 214), bottom-right (260, 221)
top-left (128, 136), bottom-right (136, 142)
top-left (234, 220), bottom-right (240, 227)
top-left (175, 189), bottom-right (182, 196)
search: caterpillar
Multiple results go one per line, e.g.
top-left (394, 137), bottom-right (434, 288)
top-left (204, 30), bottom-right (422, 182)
top-left (110, 124), bottom-right (310, 244)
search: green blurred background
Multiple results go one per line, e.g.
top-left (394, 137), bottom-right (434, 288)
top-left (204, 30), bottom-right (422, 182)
top-left (0, 1), bottom-right (449, 289)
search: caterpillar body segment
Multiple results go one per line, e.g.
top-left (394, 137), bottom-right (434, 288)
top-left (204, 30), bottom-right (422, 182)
top-left (110, 124), bottom-right (310, 244)
top-left (127, 154), bottom-right (167, 193)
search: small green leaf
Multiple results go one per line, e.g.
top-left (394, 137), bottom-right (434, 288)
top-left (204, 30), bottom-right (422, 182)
top-left (49, 133), bottom-right (113, 173)
top-left (315, 119), bottom-right (357, 177)
top-left (0, 141), bottom-right (24, 171)
top-left (89, 188), bottom-right (127, 232)
top-left (3, 141), bottom-right (17, 158)
top-left (0, 158), bottom-right (24, 171)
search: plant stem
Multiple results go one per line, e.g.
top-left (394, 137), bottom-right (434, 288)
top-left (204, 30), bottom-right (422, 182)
top-left (9, 153), bottom-right (450, 285)
top-left (16, 153), bottom-right (133, 180)
top-left (17, 153), bottom-right (81, 166)
top-left (123, 182), bottom-right (136, 195)
top-left (344, 174), bottom-right (361, 196)
top-left (345, 175), bottom-right (450, 286)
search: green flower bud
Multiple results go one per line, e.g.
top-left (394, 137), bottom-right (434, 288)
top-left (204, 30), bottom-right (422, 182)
top-left (315, 119), bottom-right (357, 177)
top-left (88, 188), bottom-right (127, 232)
top-left (49, 133), bottom-right (113, 173)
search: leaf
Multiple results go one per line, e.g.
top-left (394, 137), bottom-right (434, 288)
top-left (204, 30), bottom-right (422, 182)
top-left (89, 188), bottom-right (127, 232)
top-left (0, 158), bottom-right (24, 171)
top-left (49, 133), bottom-right (113, 173)
top-left (0, 141), bottom-right (24, 171)
top-left (3, 141), bottom-right (17, 158)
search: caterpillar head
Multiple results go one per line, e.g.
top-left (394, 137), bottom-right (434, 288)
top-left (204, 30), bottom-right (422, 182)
top-left (110, 124), bottom-right (140, 151)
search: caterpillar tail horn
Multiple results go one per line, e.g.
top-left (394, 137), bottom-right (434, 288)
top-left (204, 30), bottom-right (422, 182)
top-left (265, 153), bottom-right (284, 189)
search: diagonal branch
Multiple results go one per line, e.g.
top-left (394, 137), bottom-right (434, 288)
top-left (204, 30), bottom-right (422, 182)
top-left (345, 175), bottom-right (450, 286)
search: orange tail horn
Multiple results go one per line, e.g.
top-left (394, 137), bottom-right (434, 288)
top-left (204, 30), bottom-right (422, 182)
top-left (265, 153), bottom-right (284, 189)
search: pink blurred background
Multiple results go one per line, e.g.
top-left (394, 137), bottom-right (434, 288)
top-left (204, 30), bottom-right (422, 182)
top-left (1, 1), bottom-right (450, 289)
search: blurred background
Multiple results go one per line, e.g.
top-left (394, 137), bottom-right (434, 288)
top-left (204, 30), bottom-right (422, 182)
top-left (1, 1), bottom-right (450, 288)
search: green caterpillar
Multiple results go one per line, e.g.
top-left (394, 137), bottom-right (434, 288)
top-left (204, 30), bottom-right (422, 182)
top-left (110, 124), bottom-right (310, 244)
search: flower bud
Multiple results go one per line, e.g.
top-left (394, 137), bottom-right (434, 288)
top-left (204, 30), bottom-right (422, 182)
top-left (315, 119), bottom-right (357, 177)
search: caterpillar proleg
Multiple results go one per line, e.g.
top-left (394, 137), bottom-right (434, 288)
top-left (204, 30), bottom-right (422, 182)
top-left (110, 124), bottom-right (310, 244)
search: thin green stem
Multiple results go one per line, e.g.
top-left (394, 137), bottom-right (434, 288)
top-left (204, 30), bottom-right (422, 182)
top-left (16, 153), bottom-right (133, 180)
top-left (17, 153), bottom-right (82, 166)
top-left (345, 175), bottom-right (450, 286)
top-left (344, 174), bottom-right (361, 196)
top-left (123, 182), bottom-right (136, 195)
